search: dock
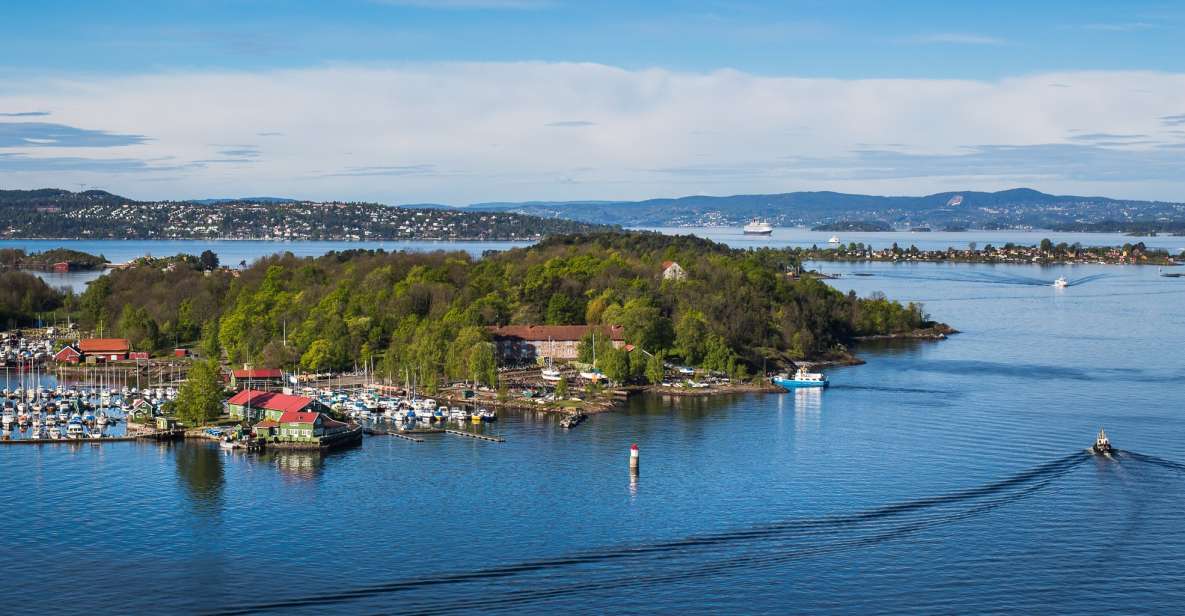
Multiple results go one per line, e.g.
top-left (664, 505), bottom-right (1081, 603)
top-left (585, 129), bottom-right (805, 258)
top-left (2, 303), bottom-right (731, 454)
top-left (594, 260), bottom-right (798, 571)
top-left (364, 425), bottom-right (450, 443)
top-left (0, 428), bottom-right (183, 445)
top-left (444, 429), bottom-right (504, 443)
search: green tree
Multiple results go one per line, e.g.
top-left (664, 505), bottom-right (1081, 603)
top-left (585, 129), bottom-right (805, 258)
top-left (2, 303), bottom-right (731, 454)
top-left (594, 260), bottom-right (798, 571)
top-left (601, 346), bottom-right (630, 384)
top-left (468, 341), bottom-right (497, 388)
top-left (118, 305), bottom-right (160, 353)
top-left (554, 376), bottom-right (568, 398)
top-left (645, 351), bottom-right (666, 385)
top-left (300, 339), bottom-right (336, 372)
top-left (674, 310), bottom-right (709, 365)
top-left (446, 325), bottom-right (489, 382)
top-left (174, 360), bottom-right (225, 426)
top-left (199, 249), bottom-right (219, 271)
top-left (199, 318), bottom-right (221, 359)
top-left (545, 292), bottom-right (582, 325)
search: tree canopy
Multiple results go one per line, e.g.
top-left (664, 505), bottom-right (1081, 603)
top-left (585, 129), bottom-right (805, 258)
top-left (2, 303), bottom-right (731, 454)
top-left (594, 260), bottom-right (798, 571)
top-left (76, 231), bottom-right (933, 378)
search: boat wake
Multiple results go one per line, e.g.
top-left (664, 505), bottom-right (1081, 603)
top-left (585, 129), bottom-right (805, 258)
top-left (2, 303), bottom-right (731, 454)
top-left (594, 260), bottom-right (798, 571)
top-left (207, 452), bottom-right (1089, 615)
top-left (828, 384), bottom-right (955, 395)
top-left (1121, 451), bottom-right (1185, 473)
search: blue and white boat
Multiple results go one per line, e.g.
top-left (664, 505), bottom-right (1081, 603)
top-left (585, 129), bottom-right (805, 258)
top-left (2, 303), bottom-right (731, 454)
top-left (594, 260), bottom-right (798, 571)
top-left (773, 366), bottom-right (829, 389)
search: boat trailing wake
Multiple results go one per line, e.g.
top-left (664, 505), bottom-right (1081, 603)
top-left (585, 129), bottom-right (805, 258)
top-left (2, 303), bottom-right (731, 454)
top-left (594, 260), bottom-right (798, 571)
top-left (206, 452), bottom-right (1089, 615)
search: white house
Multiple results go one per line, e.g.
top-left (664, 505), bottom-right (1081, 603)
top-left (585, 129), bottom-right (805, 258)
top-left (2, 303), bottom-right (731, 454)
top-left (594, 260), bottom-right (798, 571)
top-left (661, 260), bottom-right (687, 281)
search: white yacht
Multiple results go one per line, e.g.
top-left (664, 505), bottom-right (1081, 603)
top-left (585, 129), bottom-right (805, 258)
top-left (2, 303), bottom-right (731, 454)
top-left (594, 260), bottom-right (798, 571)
top-left (828, 235), bottom-right (841, 244)
top-left (66, 420), bottom-right (86, 439)
top-left (1053, 276), bottom-right (1068, 288)
top-left (743, 219), bottom-right (774, 235)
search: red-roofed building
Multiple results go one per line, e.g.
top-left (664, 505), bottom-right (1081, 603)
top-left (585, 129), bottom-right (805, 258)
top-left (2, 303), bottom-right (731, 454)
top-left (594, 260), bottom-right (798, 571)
top-left (251, 418), bottom-right (280, 438)
top-left (487, 325), bottom-right (627, 363)
top-left (54, 345), bottom-right (82, 364)
top-left (661, 260), bottom-right (686, 281)
top-left (230, 367), bottom-right (286, 389)
top-left (78, 338), bottom-right (131, 361)
top-left (254, 409), bottom-right (352, 444)
top-left (226, 389), bottom-right (324, 422)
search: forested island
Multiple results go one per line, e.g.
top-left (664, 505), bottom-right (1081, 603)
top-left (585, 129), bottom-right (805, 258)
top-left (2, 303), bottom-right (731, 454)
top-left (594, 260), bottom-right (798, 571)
top-left (811, 221), bottom-right (894, 232)
top-left (0, 248), bottom-right (108, 271)
top-left (49, 232), bottom-right (939, 386)
top-left (0, 188), bottom-right (610, 240)
top-left (797, 239), bottom-right (1179, 266)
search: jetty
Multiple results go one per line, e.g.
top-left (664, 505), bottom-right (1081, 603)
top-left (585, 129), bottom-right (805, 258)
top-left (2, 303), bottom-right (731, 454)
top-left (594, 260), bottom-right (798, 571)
top-left (445, 429), bottom-right (504, 443)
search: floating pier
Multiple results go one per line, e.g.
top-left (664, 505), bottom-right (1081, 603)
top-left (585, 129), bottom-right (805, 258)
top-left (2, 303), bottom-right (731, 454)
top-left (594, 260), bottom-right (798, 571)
top-left (444, 429), bottom-right (504, 443)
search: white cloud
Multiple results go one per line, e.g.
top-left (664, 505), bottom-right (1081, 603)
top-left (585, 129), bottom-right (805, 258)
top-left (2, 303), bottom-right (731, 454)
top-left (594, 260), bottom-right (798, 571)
top-left (2, 63), bottom-right (1185, 202)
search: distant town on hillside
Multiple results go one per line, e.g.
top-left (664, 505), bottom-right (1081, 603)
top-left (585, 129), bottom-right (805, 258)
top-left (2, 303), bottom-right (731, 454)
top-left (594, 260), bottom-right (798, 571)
top-left (0, 189), bottom-right (611, 241)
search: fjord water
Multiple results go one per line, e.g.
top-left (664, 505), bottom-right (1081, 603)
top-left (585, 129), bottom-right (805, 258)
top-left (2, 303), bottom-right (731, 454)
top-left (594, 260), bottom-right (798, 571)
top-left (5, 255), bottom-right (1185, 613)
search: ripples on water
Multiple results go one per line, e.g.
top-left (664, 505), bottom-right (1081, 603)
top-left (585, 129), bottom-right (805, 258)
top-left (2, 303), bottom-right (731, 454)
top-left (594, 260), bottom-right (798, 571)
top-left (4, 260), bottom-right (1185, 614)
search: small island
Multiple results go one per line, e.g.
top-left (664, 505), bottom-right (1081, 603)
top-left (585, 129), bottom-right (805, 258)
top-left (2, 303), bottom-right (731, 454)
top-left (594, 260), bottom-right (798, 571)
top-left (811, 221), bottom-right (894, 232)
top-left (0, 248), bottom-right (109, 272)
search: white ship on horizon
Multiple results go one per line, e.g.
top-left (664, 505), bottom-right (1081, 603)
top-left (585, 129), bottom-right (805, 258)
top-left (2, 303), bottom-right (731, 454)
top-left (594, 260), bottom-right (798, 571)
top-left (743, 219), bottom-right (774, 235)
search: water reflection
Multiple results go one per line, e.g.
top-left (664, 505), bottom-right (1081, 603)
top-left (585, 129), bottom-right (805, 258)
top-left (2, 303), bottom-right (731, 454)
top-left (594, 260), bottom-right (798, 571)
top-left (174, 443), bottom-right (225, 514)
top-left (794, 388), bottom-right (823, 435)
top-left (258, 449), bottom-right (327, 481)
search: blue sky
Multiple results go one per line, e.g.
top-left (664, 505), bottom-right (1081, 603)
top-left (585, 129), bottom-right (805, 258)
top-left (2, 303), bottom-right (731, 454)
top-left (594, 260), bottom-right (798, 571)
top-left (1, 1), bottom-right (1184, 203)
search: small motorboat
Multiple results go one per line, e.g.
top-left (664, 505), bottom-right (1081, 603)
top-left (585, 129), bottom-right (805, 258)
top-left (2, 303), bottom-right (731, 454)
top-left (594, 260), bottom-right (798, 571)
top-left (1092, 428), bottom-right (1114, 456)
top-left (1053, 276), bottom-right (1068, 288)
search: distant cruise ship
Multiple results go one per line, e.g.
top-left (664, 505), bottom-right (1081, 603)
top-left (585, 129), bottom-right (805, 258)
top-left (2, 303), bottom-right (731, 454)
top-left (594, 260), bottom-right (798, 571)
top-left (743, 219), bottom-right (774, 235)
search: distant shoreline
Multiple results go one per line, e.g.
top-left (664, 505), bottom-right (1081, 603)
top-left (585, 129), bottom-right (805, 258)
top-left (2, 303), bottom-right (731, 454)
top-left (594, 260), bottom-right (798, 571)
top-left (0, 236), bottom-right (540, 242)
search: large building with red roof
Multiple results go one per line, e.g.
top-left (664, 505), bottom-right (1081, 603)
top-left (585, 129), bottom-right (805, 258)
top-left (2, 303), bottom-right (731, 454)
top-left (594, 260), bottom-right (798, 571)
top-left (229, 367), bottom-right (286, 389)
top-left (226, 389), bottom-right (326, 422)
top-left (55, 338), bottom-right (131, 363)
top-left (247, 403), bottom-right (353, 446)
top-left (487, 324), bottom-right (626, 363)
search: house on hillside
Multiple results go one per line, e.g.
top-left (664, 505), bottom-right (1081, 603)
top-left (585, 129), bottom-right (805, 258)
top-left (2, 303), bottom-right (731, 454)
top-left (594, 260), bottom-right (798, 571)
top-left (226, 389), bottom-right (326, 423)
top-left (661, 260), bottom-right (687, 281)
top-left (487, 325), bottom-right (626, 363)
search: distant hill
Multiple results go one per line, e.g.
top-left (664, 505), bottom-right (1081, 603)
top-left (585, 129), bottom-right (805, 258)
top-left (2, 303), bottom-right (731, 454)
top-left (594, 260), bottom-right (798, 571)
top-left (0, 188), bottom-right (136, 208)
top-left (465, 188), bottom-right (1185, 230)
top-left (0, 189), bottom-right (612, 241)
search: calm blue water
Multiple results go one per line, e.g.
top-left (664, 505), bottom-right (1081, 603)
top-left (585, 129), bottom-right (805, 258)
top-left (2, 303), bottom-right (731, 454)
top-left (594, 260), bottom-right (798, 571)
top-left (8, 231), bottom-right (1181, 292)
top-left (644, 226), bottom-right (1185, 254)
top-left (4, 245), bottom-right (1185, 614)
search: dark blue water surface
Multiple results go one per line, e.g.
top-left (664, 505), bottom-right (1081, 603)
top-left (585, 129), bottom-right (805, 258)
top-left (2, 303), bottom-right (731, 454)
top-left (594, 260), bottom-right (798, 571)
top-left (4, 258), bottom-right (1185, 614)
